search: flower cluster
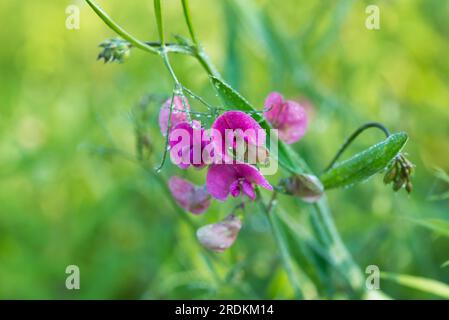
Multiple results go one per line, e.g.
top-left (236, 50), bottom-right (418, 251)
top-left (383, 153), bottom-right (415, 193)
top-left (97, 38), bottom-right (131, 63)
top-left (162, 92), bottom-right (309, 252)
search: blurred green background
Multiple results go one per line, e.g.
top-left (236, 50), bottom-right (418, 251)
top-left (0, 0), bottom-right (448, 299)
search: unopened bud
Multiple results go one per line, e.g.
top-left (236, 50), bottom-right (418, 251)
top-left (281, 174), bottom-right (324, 203)
top-left (405, 181), bottom-right (413, 194)
top-left (196, 214), bottom-right (242, 253)
top-left (97, 38), bottom-right (131, 63)
top-left (383, 153), bottom-right (415, 194)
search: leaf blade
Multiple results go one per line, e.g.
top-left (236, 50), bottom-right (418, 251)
top-left (321, 132), bottom-right (408, 190)
top-left (381, 272), bottom-right (449, 299)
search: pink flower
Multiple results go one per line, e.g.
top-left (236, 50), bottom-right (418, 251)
top-left (169, 121), bottom-right (211, 169)
top-left (264, 92), bottom-right (308, 144)
top-left (159, 96), bottom-right (190, 136)
top-left (196, 214), bottom-right (242, 252)
top-left (211, 111), bottom-right (266, 163)
top-left (206, 163), bottom-right (272, 201)
top-left (168, 176), bottom-right (211, 214)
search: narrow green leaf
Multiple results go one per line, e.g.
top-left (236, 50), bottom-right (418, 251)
top-left (381, 272), bottom-right (449, 299)
top-left (153, 0), bottom-right (164, 44)
top-left (210, 76), bottom-right (305, 174)
top-left (408, 218), bottom-right (449, 238)
top-left (222, 1), bottom-right (241, 89)
top-left (321, 132), bottom-right (408, 190)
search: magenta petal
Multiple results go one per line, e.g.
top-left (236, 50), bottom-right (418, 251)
top-left (211, 111), bottom-right (264, 153)
top-left (264, 92), bottom-right (284, 126)
top-left (234, 164), bottom-right (273, 191)
top-left (169, 121), bottom-right (209, 169)
top-left (206, 164), bottom-right (272, 201)
top-left (278, 101), bottom-right (308, 144)
top-left (212, 111), bottom-right (262, 133)
top-left (168, 176), bottom-right (211, 214)
top-left (206, 164), bottom-right (239, 201)
top-left (264, 92), bottom-right (284, 111)
top-left (241, 180), bottom-right (256, 200)
top-left (159, 96), bottom-right (190, 136)
top-left (263, 92), bottom-right (308, 144)
top-left (230, 180), bottom-right (241, 197)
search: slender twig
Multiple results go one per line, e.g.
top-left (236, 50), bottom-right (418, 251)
top-left (155, 92), bottom-right (175, 172)
top-left (85, 0), bottom-right (159, 55)
top-left (323, 122), bottom-right (391, 172)
top-left (181, 85), bottom-right (215, 111)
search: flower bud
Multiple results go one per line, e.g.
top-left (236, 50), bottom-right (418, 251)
top-left (383, 165), bottom-right (397, 184)
top-left (97, 38), bottom-right (131, 63)
top-left (383, 153), bottom-right (415, 194)
top-left (196, 214), bottom-right (242, 253)
top-left (280, 174), bottom-right (324, 203)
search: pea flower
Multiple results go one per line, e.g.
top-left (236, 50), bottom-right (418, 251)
top-left (211, 111), bottom-right (266, 164)
top-left (159, 96), bottom-right (190, 136)
top-left (206, 163), bottom-right (272, 201)
top-left (169, 121), bottom-right (211, 169)
top-left (264, 92), bottom-right (308, 144)
top-left (196, 214), bottom-right (242, 252)
top-left (168, 176), bottom-right (211, 214)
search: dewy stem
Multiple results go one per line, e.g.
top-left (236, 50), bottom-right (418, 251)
top-left (323, 122), bottom-right (391, 172)
top-left (154, 92), bottom-right (175, 172)
top-left (85, 0), bottom-right (159, 55)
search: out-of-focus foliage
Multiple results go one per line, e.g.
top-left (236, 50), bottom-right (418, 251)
top-left (0, 0), bottom-right (448, 299)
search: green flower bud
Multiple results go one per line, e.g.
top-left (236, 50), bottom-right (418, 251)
top-left (97, 38), bottom-right (131, 63)
top-left (383, 153), bottom-right (415, 194)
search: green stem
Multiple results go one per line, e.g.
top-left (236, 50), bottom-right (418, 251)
top-left (180, 0), bottom-right (198, 45)
top-left (161, 52), bottom-right (181, 84)
top-left (153, 0), bottom-right (165, 45)
top-left (313, 200), bottom-right (365, 296)
top-left (85, 0), bottom-right (159, 55)
top-left (257, 190), bottom-right (304, 299)
top-left (154, 92), bottom-right (175, 172)
top-left (179, 0), bottom-right (221, 78)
